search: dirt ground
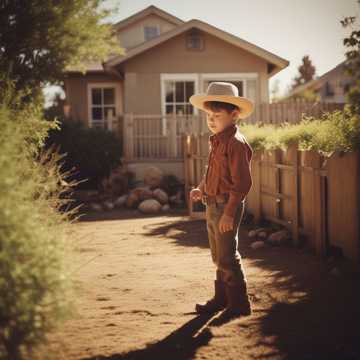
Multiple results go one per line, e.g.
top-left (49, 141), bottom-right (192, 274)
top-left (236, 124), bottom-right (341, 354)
top-left (41, 207), bottom-right (360, 360)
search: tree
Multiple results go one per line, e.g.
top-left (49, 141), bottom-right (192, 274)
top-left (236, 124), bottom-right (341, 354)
top-left (270, 78), bottom-right (281, 103)
top-left (0, 0), bottom-right (124, 104)
top-left (291, 55), bottom-right (317, 90)
top-left (341, 1), bottom-right (360, 115)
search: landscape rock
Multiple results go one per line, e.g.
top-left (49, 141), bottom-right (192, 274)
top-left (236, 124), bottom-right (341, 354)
top-left (90, 203), bottom-right (103, 212)
top-left (138, 199), bottom-right (162, 214)
top-left (126, 192), bottom-right (141, 208)
top-left (114, 194), bottom-right (128, 207)
top-left (103, 200), bottom-right (114, 210)
top-left (267, 229), bottom-right (291, 246)
top-left (153, 188), bottom-right (169, 204)
top-left (144, 166), bottom-right (164, 188)
top-left (251, 241), bottom-right (266, 250)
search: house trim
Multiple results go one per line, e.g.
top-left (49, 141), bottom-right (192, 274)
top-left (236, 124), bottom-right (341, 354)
top-left (105, 19), bottom-right (289, 77)
top-left (87, 82), bottom-right (122, 128)
top-left (200, 72), bottom-right (259, 97)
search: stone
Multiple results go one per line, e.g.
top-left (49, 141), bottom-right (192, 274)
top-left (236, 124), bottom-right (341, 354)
top-left (90, 203), bottom-right (103, 212)
top-left (114, 194), bottom-right (128, 207)
top-left (153, 188), bottom-right (169, 204)
top-left (251, 241), bottom-right (265, 250)
top-left (143, 166), bottom-right (164, 188)
top-left (138, 199), bottom-right (162, 213)
top-left (126, 192), bottom-right (140, 208)
top-left (267, 229), bottom-right (291, 246)
top-left (103, 200), bottom-right (114, 210)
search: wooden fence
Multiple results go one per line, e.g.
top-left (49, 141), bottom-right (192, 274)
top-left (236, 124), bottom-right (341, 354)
top-left (112, 101), bottom-right (345, 161)
top-left (183, 135), bottom-right (360, 264)
top-left (252, 99), bottom-right (345, 125)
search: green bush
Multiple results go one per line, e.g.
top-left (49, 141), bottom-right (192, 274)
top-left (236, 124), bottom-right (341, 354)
top-left (44, 117), bottom-right (123, 190)
top-left (0, 80), bottom-right (78, 360)
top-left (239, 104), bottom-right (360, 156)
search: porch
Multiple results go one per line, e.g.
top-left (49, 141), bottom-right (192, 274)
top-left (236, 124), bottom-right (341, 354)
top-left (99, 99), bottom-right (345, 180)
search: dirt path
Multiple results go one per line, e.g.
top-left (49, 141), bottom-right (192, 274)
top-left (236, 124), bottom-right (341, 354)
top-left (42, 208), bottom-right (360, 360)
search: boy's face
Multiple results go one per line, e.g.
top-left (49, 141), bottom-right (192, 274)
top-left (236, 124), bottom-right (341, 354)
top-left (204, 107), bottom-right (239, 134)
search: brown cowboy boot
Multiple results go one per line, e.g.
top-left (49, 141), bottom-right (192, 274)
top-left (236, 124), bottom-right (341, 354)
top-left (195, 279), bottom-right (227, 314)
top-left (223, 281), bottom-right (252, 317)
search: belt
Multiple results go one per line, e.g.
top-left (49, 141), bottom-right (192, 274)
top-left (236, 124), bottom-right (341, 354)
top-left (201, 193), bottom-right (229, 206)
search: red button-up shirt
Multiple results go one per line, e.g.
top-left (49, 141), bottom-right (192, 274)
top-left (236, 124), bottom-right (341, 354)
top-left (197, 123), bottom-right (253, 218)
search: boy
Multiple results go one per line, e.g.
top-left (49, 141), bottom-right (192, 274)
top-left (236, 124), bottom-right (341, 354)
top-left (189, 81), bottom-right (254, 319)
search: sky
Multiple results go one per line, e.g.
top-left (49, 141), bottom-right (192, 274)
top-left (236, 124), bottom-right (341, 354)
top-left (102, 0), bottom-right (360, 92)
top-left (45, 0), bottom-right (359, 105)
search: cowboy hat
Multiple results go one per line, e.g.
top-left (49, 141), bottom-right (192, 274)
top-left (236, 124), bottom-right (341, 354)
top-left (189, 81), bottom-right (254, 119)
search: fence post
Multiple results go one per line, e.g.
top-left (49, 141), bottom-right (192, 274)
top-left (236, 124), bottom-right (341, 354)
top-left (252, 151), bottom-right (262, 222)
top-left (183, 134), bottom-right (190, 207)
top-left (125, 113), bottom-right (134, 160)
top-left (290, 143), bottom-right (300, 247)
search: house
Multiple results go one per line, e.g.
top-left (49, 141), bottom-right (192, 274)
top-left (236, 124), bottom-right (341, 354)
top-left (63, 5), bottom-right (289, 181)
top-left (286, 60), bottom-right (354, 103)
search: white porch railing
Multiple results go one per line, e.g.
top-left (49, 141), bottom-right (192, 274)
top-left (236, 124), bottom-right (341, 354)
top-left (118, 113), bottom-right (209, 161)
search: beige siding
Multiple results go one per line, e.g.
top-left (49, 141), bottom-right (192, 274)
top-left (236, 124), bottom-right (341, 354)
top-left (119, 30), bottom-right (269, 115)
top-left (116, 14), bottom-right (178, 50)
top-left (64, 73), bottom-right (123, 125)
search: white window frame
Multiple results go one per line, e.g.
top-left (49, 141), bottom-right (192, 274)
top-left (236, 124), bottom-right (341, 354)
top-left (143, 24), bottom-right (161, 41)
top-left (160, 73), bottom-right (200, 135)
top-left (160, 73), bottom-right (258, 122)
top-left (200, 73), bottom-right (258, 98)
top-left (87, 82), bottom-right (121, 129)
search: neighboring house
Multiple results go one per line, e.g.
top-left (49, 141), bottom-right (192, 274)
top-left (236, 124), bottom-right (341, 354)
top-left (286, 60), bottom-right (354, 103)
top-left (63, 5), bottom-right (289, 180)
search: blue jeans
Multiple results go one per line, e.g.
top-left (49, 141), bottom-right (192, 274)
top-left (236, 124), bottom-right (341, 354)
top-left (205, 200), bottom-right (248, 286)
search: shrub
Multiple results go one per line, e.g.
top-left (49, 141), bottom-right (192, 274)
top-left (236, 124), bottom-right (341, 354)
top-left (0, 80), bottom-right (78, 360)
top-left (239, 104), bottom-right (360, 156)
top-left (44, 117), bottom-right (123, 190)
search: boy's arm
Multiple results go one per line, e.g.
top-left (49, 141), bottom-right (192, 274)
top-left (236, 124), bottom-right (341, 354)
top-left (223, 140), bottom-right (253, 218)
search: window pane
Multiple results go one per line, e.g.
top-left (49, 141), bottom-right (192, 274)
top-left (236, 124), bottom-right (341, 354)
top-left (186, 104), bottom-right (193, 115)
top-left (92, 107), bottom-right (103, 120)
top-left (175, 104), bottom-right (185, 115)
top-left (185, 81), bottom-right (194, 102)
top-left (92, 88), bottom-right (102, 105)
top-left (175, 81), bottom-right (185, 102)
top-left (144, 26), bottom-right (159, 41)
top-left (104, 88), bottom-right (115, 105)
top-left (166, 104), bottom-right (174, 114)
top-left (165, 81), bottom-right (174, 102)
top-left (231, 81), bottom-right (243, 96)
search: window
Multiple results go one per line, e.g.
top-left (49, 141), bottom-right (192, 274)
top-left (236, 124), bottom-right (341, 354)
top-left (324, 81), bottom-right (334, 97)
top-left (89, 86), bottom-right (116, 129)
top-left (144, 25), bottom-right (160, 41)
top-left (164, 80), bottom-right (195, 116)
top-left (186, 32), bottom-right (204, 51)
top-left (204, 80), bottom-right (244, 96)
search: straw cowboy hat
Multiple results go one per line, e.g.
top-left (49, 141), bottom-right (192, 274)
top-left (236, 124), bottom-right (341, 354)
top-left (189, 81), bottom-right (254, 119)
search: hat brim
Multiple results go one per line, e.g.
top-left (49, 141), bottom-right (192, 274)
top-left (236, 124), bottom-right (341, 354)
top-left (189, 94), bottom-right (254, 119)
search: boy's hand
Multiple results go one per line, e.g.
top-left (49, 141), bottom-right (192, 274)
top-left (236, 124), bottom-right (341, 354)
top-left (219, 213), bottom-right (234, 233)
top-left (190, 188), bottom-right (202, 202)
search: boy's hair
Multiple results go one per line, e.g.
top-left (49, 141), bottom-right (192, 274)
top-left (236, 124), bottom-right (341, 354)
top-left (203, 100), bottom-right (240, 114)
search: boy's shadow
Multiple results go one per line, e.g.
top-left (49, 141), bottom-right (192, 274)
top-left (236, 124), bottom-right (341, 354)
top-left (81, 313), bottom-right (214, 360)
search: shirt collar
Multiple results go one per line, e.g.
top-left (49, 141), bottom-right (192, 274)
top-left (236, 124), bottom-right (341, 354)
top-left (209, 123), bottom-right (237, 145)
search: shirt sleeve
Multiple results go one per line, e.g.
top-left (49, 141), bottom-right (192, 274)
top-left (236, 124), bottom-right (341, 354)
top-left (223, 140), bottom-right (253, 218)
